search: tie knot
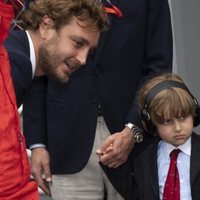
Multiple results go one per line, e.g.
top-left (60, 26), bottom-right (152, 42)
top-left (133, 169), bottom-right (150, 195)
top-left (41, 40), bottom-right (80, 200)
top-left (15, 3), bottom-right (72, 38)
top-left (170, 149), bottom-right (180, 159)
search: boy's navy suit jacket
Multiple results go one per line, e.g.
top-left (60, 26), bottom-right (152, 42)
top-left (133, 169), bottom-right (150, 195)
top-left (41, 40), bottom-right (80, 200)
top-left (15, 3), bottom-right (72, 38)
top-left (133, 133), bottom-right (200, 200)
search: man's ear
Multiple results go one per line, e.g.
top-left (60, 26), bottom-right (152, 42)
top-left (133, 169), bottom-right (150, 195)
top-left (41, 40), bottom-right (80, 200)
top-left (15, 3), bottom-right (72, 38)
top-left (39, 15), bottom-right (54, 39)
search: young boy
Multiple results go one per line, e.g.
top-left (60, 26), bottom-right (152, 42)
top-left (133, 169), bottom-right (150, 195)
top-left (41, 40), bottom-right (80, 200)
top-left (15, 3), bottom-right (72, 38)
top-left (133, 73), bottom-right (200, 200)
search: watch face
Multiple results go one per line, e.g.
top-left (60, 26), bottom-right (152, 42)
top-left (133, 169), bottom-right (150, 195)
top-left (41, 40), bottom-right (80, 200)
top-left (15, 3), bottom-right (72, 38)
top-left (135, 133), bottom-right (143, 143)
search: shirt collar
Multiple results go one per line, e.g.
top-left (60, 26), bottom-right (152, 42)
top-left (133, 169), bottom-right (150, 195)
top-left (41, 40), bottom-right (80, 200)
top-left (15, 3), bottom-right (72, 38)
top-left (25, 30), bottom-right (36, 77)
top-left (161, 137), bottom-right (191, 157)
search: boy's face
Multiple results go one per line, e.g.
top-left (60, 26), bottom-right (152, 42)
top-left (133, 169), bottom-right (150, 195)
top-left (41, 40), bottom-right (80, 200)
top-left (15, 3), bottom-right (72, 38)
top-left (156, 115), bottom-right (193, 147)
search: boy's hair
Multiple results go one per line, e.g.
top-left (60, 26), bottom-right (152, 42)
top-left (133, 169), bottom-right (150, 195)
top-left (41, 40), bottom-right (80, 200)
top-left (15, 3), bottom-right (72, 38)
top-left (138, 73), bottom-right (196, 126)
top-left (21, 0), bottom-right (109, 32)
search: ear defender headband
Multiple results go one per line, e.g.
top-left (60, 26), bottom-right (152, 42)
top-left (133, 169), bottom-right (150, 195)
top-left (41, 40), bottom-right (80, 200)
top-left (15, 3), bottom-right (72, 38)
top-left (141, 80), bottom-right (200, 135)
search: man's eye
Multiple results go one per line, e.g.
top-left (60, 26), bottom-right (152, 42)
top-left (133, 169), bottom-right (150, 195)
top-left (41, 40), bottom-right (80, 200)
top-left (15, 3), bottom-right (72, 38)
top-left (74, 41), bottom-right (83, 48)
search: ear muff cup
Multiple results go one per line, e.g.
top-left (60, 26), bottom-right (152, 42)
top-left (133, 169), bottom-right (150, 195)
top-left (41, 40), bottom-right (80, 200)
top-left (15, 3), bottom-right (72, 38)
top-left (141, 80), bottom-right (200, 135)
top-left (141, 108), bottom-right (157, 136)
top-left (193, 97), bottom-right (200, 127)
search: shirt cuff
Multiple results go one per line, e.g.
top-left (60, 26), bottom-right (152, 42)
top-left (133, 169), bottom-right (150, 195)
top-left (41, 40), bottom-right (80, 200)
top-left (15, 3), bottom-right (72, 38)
top-left (29, 143), bottom-right (46, 150)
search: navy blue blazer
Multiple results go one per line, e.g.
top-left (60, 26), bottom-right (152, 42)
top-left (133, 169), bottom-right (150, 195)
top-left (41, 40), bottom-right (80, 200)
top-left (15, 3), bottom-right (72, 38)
top-left (133, 133), bottom-right (200, 200)
top-left (4, 30), bottom-right (33, 107)
top-left (22, 0), bottom-right (173, 174)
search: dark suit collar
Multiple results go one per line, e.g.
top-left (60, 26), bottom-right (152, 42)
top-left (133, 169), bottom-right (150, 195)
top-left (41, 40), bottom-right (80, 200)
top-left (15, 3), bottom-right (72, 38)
top-left (93, 0), bottom-right (119, 65)
top-left (102, 0), bottom-right (118, 5)
top-left (7, 30), bottom-right (30, 56)
top-left (190, 133), bottom-right (200, 185)
top-left (149, 137), bottom-right (161, 199)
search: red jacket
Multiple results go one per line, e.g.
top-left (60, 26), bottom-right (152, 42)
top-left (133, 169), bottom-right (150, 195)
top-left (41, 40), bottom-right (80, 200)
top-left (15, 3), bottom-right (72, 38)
top-left (0, 2), bottom-right (39, 199)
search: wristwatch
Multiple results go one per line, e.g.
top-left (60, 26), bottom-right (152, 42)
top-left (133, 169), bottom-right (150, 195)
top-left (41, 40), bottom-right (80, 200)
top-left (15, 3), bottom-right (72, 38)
top-left (125, 123), bottom-right (143, 143)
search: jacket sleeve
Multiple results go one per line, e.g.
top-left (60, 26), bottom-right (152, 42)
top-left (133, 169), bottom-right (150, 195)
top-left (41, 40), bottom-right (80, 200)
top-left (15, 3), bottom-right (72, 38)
top-left (23, 76), bottom-right (48, 148)
top-left (125, 0), bottom-right (173, 127)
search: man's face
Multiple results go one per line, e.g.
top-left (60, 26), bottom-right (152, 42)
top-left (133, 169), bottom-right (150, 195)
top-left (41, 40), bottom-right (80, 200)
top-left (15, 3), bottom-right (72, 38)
top-left (38, 17), bottom-right (100, 83)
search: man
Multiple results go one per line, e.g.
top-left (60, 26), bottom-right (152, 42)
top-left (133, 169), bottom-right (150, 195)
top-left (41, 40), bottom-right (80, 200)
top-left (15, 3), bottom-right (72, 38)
top-left (3, 0), bottom-right (108, 198)
top-left (4, 0), bottom-right (108, 106)
top-left (23, 0), bottom-right (173, 199)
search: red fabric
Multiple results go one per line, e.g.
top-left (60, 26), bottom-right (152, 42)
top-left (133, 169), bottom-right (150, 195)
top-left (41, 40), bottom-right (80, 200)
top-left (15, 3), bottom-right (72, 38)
top-left (0, 3), bottom-right (39, 199)
top-left (103, 0), bottom-right (123, 17)
top-left (0, 2), bottom-right (14, 44)
top-left (104, 6), bottom-right (122, 17)
top-left (163, 149), bottom-right (181, 200)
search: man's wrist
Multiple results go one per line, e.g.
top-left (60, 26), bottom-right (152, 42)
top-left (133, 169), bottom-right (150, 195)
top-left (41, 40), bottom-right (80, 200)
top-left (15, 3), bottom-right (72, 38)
top-left (125, 123), bottom-right (143, 143)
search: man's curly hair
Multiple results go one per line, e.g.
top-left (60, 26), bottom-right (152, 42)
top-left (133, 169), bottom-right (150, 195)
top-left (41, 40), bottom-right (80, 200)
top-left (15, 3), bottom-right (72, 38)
top-left (22, 0), bottom-right (109, 32)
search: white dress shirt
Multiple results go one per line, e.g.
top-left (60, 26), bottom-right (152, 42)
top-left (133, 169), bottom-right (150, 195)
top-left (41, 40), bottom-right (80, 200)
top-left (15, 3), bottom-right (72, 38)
top-left (25, 31), bottom-right (46, 149)
top-left (25, 30), bottom-right (36, 77)
top-left (157, 138), bottom-right (192, 200)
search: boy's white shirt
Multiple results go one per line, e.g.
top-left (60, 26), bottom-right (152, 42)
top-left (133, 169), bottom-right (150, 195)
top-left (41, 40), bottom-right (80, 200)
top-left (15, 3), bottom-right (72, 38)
top-left (157, 137), bottom-right (192, 200)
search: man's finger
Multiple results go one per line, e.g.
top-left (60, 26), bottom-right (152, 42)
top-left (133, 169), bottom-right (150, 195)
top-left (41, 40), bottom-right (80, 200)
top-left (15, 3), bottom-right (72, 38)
top-left (96, 136), bottom-right (114, 154)
top-left (33, 170), bottom-right (43, 185)
top-left (39, 180), bottom-right (51, 196)
top-left (43, 164), bottom-right (52, 183)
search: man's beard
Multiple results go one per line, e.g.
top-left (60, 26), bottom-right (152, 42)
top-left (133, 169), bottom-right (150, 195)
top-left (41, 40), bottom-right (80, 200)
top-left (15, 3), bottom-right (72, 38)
top-left (38, 44), bottom-right (70, 83)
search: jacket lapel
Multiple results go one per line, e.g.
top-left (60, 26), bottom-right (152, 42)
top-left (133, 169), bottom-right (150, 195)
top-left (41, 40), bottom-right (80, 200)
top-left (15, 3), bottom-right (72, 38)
top-left (190, 133), bottom-right (200, 185)
top-left (149, 139), bottom-right (160, 199)
top-left (93, 0), bottom-right (117, 65)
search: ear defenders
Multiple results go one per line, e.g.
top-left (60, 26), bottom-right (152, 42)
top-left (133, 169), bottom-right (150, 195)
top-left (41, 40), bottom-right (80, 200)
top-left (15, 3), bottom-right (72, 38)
top-left (141, 80), bottom-right (200, 135)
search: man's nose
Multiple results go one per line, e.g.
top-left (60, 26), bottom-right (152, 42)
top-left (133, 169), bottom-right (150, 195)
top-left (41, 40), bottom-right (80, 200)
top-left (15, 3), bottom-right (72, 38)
top-left (76, 49), bottom-right (88, 66)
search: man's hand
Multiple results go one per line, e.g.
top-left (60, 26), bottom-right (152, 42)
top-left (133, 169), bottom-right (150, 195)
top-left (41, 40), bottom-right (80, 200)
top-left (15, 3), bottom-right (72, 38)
top-left (96, 127), bottom-right (135, 168)
top-left (31, 147), bottom-right (52, 196)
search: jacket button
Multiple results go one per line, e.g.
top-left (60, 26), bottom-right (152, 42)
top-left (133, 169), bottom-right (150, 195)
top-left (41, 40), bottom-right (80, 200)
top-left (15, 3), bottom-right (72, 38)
top-left (92, 101), bottom-right (99, 108)
top-left (94, 68), bottom-right (101, 77)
